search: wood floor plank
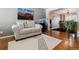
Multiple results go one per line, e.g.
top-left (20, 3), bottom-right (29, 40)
top-left (43, 30), bottom-right (79, 50)
top-left (0, 30), bottom-right (79, 50)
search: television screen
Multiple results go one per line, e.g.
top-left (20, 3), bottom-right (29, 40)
top-left (18, 8), bottom-right (33, 20)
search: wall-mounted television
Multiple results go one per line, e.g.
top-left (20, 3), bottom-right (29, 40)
top-left (18, 8), bottom-right (33, 20)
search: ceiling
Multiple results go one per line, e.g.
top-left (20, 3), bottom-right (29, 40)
top-left (49, 8), bottom-right (77, 15)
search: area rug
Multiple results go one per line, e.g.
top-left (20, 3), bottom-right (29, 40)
top-left (8, 34), bottom-right (62, 50)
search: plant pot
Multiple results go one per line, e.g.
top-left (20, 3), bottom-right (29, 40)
top-left (68, 33), bottom-right (75, 41)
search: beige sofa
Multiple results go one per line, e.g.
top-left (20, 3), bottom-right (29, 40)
top-left (12, 20), bottom-right (42, 40)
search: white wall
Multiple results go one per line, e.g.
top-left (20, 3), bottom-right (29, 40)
top-left (30, 8), bottom-right (46, 20)
top-left (0, 8), bottom-right (46, 36)
top-left (77, 9), bottom-right (79, 21)
top-left (0, 8), bottom-right (17, 36)
top-left (76, 9), bottom-right (79, 34)
top-left (46, 8), bottom-right (59, 30)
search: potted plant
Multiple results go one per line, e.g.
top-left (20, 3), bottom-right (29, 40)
top-left (65, 20), bottom-right (77, 40)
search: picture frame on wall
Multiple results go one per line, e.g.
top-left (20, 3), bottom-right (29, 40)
top-left (17, 8), bottom-right (33, 20)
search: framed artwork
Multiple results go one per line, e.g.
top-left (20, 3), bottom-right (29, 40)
top-left (18, 8), bottom-right (33, 20)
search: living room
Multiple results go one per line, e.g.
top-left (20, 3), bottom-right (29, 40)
top-left (0, 8), bottom-right (79, 50)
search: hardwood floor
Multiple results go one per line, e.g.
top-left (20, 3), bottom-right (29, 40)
top-left (43, 30), bottom-right (79, 50)
top-left (0, 30), bottom-right (79, 50)
top-left (0, 35), bottom-right (14, 50)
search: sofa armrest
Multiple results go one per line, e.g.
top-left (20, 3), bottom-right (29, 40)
top-left (35, 24), bottom-right (42, 29)
top-left (12, 24), bottom-right (20, 33)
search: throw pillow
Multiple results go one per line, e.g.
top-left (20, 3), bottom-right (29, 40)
top-left (23, 21), bottom-right (28, 28)
top-left (17, 23), bottom-right (24, 30)
top-left (27, 20), bottom-right (35, 28)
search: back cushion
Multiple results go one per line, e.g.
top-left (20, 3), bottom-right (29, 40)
top-left (17, 23), bottom-right (24, 30)
top-left (16, 20), bottom-right (26, 29)
top-left (27, 20), bottom-right (35, 28)
top-left (23, 21), bottom-right (28, 28)
top-left (16, 20), bottom-right (27, 24)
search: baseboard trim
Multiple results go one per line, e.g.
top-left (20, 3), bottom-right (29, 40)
top-left (0, 35), bottom-right (14, 39)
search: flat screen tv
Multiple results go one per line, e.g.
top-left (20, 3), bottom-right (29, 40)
top-left (18, 8), bottom-right (33, 20)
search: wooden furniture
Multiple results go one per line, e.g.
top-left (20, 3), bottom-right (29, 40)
top-left (59, 21), bottom-right (65, 31)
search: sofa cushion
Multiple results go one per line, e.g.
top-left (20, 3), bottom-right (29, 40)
top-left (16, 20), bottom-right (27, 24)
top-left (31, 27), bottom-right (41, 32)
top-left (19, 27), bottom-right (41, 35)
top-left (17, 23), bottom-right (24, 30)
top-left (19, 28), bottom-right (32, 35)
top-left (23, 21), bottom-right (28, 28)
top-left (27, 20), bottom-right (35, 28)
top-left (16, 21), bottom-right (28, 30)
